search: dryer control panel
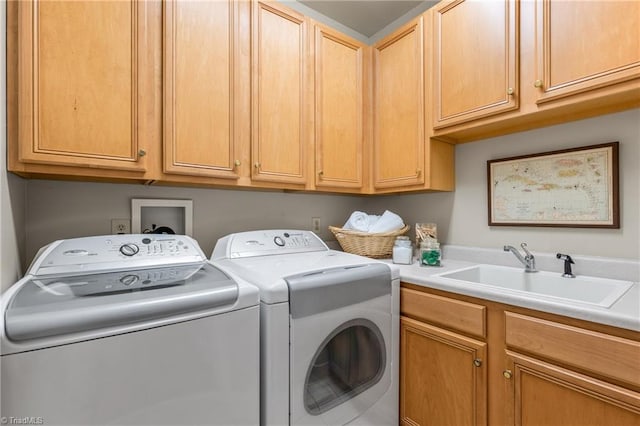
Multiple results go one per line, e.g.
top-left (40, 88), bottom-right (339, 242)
top-left (212, 230), bottom-right (329, 259)
top-left (28, 235), bottom-right (207, 277)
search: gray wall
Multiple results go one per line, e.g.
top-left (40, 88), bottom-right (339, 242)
top-left (24, 181), bottom-right (366, 268)
top-left (368, 109), bottom-right (640, 260)
top-left (1, 3), bottom-right (27, 293)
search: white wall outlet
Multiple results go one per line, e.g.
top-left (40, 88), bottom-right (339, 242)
top-left (312, 217), bottom-right (321, 233)
top-left (111, 219), bottom-right (131, 234)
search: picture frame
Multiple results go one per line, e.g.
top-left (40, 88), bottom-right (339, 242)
top-left (487, 142), bottom-right (619, 228)
top-left (131, 198), bottom-right (193, 235)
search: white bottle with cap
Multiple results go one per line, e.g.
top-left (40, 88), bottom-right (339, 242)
top-left (392, 236), bottom-right (413, 265)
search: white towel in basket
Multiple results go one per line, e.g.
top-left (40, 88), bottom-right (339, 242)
top-left (343, 211), bottom-right (377, 232)
top-left (368, 210), bottom-right (405, 233)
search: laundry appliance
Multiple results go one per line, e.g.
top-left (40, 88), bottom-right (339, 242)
top-left (1, 234), bottom-right (259, 425)
top-left (212, 230), bottom-right (399, 426)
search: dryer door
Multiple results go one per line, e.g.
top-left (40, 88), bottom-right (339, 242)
top-left (287, 264), bottom-right (392, 425)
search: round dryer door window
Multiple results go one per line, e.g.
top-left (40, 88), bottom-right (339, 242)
top-left (304, 318), bottom-right (386, 415)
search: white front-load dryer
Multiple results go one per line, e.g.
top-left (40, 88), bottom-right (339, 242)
top-left (1, 234), bottom-right (260, 426)
top-left (212, 230), bottom-right (400, 426)
top-left (287, 264), bottom-right (397, 426)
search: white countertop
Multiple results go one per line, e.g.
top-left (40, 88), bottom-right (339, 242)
top-left (386, 246), bottom-right (640, 332)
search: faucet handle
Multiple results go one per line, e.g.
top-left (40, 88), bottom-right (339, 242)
top-left (520, 242), bottom-right (534, 258)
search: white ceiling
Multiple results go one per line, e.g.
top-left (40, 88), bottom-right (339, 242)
top-left (299, 1), bottom-right (432, 37)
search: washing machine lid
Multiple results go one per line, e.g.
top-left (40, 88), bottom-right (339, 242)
top-left (4, 262), bottom-right (239, 342)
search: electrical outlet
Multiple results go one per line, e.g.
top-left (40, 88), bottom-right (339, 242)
top-left (312, 217), bottom-right (321, 233)
top-left (111, 219), bottom-right (131, 234)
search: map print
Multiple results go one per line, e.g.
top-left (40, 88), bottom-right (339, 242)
top-left (490, 146), bottom-right (614, 225)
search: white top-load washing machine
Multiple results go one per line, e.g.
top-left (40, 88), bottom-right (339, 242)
top-left (212, 230), bottom-right (400, 426)
top-left (1, 234), bottom-right (259, 426)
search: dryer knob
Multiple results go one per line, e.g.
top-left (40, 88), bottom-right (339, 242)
top-left (274, 236), bottom-right (285, 247)
top-left (119, 243), bottom-right (140, 257)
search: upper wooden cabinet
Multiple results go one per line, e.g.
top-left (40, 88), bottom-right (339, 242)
top-left (430, 0), bottom-right (640, 141)
top-left (10, 0), bottom-right (638, 190)
top-left (10, 0), bottom-right (455, 194)
top-left (373, 17), bottom-right (425, 189)
top-left (533, 0), bottom-right (640, 104)
top-left (16, 0), bottom-right (151, 172)
top-left (163, 0), bottom-right (247, 180)
top-left (312, 23), bottom-right (367, 191)
top-left (433, 0), bottom-right (518, 129)
top-left (251, 1), bottom-right (309, 185)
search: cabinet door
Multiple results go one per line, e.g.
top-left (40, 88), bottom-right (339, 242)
top-left (163, 0), bottom-right (244, 179)
top-left (400, 316), bottom-right (487, 426)
top-left (251, 1), bottom-right (308, 185)
top-left (433, 0), bottom-right (518, 129)
top-left (313, 24), bottom-right (366, 190)
top-left (18, 0), bottom-right (149, 171)
top-left (373, 17), bottom-right (425, 189)
top-left (534, 0), bottom-right (640, 104)
top-left (505, 351), bottom-right (640, 426)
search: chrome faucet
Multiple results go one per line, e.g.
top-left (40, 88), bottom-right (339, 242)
top-left (504, 243), bottom-right (537, 273)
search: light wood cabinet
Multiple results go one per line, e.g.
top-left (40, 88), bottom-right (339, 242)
top-left (400, 316), bottom-right (487, 426)
top-left (505, 352), bottom-right (640, 426)
top-left (432, 0), bottom-right (518, 128)
top-left (163, 0), bottom-right (247, 180)
top-left (533, 0), bottom-right (640, 104)
top-left (400, 287), bottom-right (488, 426)
top-left (430, 0), bottom-right (640, 142)
top-left (9, 0), bottom-right (639, 191)
top-left (9, 0), bottom-right (454, 194)
top-left (401, 283), bottom-right (640, 425)
top-left (251, 0), bottom-right (309, 185)
top-left (312, 23), bottom-right (367, 191)
top-left (15, 0), bottom-right (152, 173)
top-left (373, 17), bottom-right (425, 190)
top-left (504, 312), bottom-right (640, 425)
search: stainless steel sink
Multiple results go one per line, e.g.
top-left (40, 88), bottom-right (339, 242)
top-left (437, 264), bottom-right (633, 307)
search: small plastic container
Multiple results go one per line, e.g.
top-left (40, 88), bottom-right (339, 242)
top-left (420, 239), bottom-right (441, 267)
top-left (392, 236), bottom-right (413, 265)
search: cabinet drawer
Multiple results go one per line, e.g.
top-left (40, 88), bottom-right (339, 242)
top-left (400, 287), bottom-right (486, 338)
top-left (505, 312), bottom-right (640, 388)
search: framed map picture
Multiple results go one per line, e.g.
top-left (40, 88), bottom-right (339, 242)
top-left (487, 142), bottom-right (619, 228)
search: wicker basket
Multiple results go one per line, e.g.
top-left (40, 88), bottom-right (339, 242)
top-left (329, 225), bottom-right (410, 259)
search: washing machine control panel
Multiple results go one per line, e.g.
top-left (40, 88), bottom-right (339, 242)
top-left (32, 263), bottom-right (204, 298)
top-left (213, 230), bottom-right (329, 259)
top-left (28, 235), bottom-right (207, 277)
